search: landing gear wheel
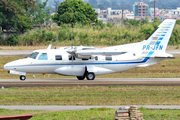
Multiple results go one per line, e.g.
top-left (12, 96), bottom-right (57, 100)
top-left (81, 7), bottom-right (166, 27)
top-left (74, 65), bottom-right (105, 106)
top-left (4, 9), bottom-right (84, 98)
top-left (77, 76), bottom-right (85, 80)
top-left (86, 72), bottom-right (95, 80)
top-left (20, 75), bottom-right (26, 81)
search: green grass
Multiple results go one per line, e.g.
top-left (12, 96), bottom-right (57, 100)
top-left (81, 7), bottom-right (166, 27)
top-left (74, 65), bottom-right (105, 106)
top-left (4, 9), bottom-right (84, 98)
top-left (1, 108), bottom-right (180, 120)
top-left (1, 86), bottom-right (180, 105)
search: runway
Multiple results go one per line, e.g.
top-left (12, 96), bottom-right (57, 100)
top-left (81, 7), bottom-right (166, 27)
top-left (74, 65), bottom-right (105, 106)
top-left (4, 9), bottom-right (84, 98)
top-left (1, 78), bottom-right (180, 87)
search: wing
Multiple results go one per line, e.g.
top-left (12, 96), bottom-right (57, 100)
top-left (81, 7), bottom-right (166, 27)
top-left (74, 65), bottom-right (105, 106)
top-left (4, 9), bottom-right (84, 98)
top-left (66, 47), bottom-right (126, 59)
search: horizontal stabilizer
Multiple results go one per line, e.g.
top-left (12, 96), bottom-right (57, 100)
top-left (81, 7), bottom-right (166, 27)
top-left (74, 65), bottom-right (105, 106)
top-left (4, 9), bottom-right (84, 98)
top-left (141, 52), bottom-right (173, 58)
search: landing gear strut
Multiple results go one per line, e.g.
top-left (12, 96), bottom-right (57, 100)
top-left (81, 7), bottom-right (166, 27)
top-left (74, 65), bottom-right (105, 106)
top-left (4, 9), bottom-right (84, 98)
top-left (20, 75), bottom-right (26, 81)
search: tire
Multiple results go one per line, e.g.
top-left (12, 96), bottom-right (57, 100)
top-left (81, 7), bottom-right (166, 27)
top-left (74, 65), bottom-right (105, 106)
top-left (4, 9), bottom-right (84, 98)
top-left (20, 75), bottom-right (26, 81)
top-left (86, 72), bottom-right (95, 80)
top-left (77, 76), bottom-right (85, 80)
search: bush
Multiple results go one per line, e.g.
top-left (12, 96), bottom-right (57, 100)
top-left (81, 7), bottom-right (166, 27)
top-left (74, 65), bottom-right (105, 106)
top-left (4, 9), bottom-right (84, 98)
top-left (45, 32), bottom-right (55, 41)
top-left (107, 22), bottom-right (113, 27)
top-left (79, 32), bottom-right (89, 39)
top-left (59, 29), bottom-right (69, 41)
top-left (141, 26), bottom-right (153, 34)
top-left (99, 33), bottom-right (108, 39)
top-left (96, 20), bottom-right (105, 29)
top-left (176, 20), bottom-right (180, 25)
top-left (112, 34), bottom-right (122, 41)
top-left (123, 32), bottom-right (131, 39)
top-left (6, 34), bottom-right (19, 46)
top-left (152, 17), bottom-right (161, 29)
top-left (169, 28), bottom-right (180, 45)
top-left (124, 19), bottom-right (140, 26)
top-left (141, 17), bottom-right (149, 25)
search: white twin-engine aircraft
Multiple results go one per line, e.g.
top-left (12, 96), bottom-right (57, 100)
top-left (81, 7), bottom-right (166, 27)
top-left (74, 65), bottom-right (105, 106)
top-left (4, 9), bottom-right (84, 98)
top-left (4, 19), bottom-right (176, 81)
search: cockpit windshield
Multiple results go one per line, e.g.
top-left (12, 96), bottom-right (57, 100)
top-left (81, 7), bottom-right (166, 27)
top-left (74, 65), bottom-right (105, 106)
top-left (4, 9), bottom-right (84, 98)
top-left (28, 52), bottom-right (39, 59)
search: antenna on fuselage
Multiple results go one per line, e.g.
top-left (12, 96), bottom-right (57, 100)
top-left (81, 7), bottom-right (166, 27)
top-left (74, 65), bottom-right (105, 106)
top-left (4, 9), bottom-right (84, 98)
top-left (47, 44), bottom-right (52, 50)
top-left (71, 33), bottom-right (73, 49)
top-left (55, 33), bottom-right (58, 49)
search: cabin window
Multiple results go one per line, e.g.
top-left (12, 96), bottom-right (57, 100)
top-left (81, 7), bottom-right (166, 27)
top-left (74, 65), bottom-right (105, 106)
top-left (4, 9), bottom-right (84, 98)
top-left (82, 59), bottom-right (88, 60)
top-left (38, 53), bottom-right (48, 60)
top-left (56, 55), bottom-right (62, 60)
top-left (106, 56), bottom-right (112, 61)
top-left (69, 55), bottom-right (75, 60)
top-left (95, 56), bottom-right (98, 61)
top-left (28, 52), bottom-right (39, 59)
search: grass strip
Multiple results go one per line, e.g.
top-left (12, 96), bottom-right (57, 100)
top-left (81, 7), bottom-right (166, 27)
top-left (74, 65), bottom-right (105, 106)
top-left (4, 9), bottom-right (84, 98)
top-left (1, 108), bottom-right (180, 120)
top-left (1, 86), bottom-right (180, 105)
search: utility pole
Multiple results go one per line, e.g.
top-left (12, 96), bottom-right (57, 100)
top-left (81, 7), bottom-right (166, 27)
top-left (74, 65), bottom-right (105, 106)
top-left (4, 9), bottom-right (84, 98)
top-left (121, 9), bottom-right (124, 26)
top-left (54, 0), bottom-right (59, 13)
top-left (56, 1), bottom-right (58, 13)
top-left (154, 0), bottom-right (156, 20)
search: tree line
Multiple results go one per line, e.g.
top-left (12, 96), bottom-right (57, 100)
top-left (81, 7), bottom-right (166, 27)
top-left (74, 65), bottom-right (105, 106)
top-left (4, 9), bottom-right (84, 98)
top-left (89, 0), bottom-right (180, 11)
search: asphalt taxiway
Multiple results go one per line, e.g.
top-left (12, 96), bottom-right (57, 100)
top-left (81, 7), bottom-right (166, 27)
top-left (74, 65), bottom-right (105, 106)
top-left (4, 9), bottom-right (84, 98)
top-left (0, 50), bottom-right (180, 56)
top-left (1, 105), bottom-right (180, 110)
top-left (1, 78), bottom-right (180, 87)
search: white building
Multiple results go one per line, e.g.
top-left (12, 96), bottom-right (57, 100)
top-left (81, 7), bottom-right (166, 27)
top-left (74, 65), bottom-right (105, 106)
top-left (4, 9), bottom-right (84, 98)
top-left (124, 13), bottom-right (135, 19)
top-left (95, 7), bottom-right (133, 24)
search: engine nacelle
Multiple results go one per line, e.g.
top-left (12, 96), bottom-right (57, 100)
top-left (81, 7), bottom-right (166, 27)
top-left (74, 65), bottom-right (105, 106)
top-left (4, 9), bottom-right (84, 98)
top-left (54, 66), bottom-right (85, 76)
top-left (8, 70), bottom-right (26, 76)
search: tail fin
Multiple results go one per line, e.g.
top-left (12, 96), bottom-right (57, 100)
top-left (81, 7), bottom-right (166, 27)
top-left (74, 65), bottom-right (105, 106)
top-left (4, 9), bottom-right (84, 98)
top-left (142, 19), bottom-right (176, 52)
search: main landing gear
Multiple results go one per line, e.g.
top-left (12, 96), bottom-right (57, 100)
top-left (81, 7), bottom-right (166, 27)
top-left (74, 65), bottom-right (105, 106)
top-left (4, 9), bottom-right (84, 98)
top-left (86, 72), bottom-right (95, 80)
top-left (20, 75), bottom-right (26, 81)
top-left (77, 67), bottom-right (95, 80)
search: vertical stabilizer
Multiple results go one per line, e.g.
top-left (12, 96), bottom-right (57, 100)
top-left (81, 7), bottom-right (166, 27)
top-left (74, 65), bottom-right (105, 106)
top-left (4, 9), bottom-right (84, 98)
top-left (141, 19), bottom-right (176, 52)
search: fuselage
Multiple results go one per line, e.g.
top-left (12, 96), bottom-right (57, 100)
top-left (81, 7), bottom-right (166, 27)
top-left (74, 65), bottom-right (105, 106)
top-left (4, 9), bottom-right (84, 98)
top-left (4, 46), bottom-right (145, 76)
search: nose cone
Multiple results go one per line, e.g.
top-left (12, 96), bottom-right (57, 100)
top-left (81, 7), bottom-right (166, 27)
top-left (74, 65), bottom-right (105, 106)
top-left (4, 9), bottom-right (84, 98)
top-left (4, 63), bottom-right (11, 71)
top-left (4, 60), bottom-right (19, 71)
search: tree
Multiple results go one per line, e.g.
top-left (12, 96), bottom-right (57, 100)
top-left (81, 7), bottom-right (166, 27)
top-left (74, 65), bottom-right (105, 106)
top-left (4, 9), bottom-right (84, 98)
top-left (0, 0), bottom-right (34, 33)
top-left (31, 0), bottom-right (51, 25)
top-left (52, 0), bottom-right (98, 28)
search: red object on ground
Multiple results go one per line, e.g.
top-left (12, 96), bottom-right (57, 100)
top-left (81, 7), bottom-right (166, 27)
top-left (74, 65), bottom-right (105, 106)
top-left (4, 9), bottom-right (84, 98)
top-left (0, 115), bottom-right (32, 120)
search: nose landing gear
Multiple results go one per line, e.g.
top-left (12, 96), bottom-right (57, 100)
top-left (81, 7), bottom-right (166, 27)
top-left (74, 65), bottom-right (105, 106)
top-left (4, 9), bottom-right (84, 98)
top-left (20, 75), bottom-right (26, 81)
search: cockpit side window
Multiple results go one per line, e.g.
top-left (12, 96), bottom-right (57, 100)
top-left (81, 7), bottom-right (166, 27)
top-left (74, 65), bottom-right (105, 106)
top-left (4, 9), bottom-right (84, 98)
top-left (95, 56), bottom-right (98, 61)
top-left (38, 53), bottom-right (48, 60)
top-left (28, 52), bottom-right (39, 59)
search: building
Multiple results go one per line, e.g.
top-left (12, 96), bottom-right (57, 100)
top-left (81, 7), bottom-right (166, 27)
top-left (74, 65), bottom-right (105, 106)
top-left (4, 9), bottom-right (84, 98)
top-left (107, 8), bottom-right (123, 20)
top-left (151, 8), bottom-right (160, 17)
top-left (124, 13), bottom-right (135, 19)
top-left (133, 2), bottom-right (151, 18)
top-left (159, 7), bottom-right (180, 20)
top-left (94, 7), bottom-right (134, 24)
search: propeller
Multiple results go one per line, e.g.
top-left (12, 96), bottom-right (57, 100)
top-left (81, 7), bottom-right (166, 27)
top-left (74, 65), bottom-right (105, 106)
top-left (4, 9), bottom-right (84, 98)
top-left (67, 33), bottom-right (78, 55)
top-left (67, 33), bottom-right (78, 65)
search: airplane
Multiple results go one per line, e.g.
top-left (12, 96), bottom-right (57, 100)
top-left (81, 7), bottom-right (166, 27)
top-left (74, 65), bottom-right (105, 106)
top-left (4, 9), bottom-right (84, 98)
top-left (4, 19), bottom-right (176, 81)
